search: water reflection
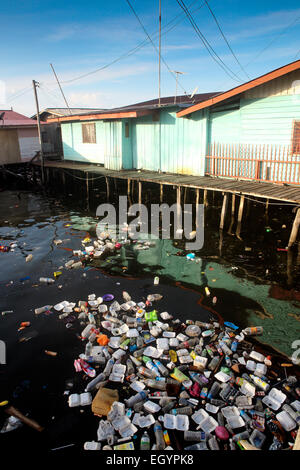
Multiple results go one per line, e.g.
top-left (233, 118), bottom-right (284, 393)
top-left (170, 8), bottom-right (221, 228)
top-left (0, 190), bottom-right (299, 358)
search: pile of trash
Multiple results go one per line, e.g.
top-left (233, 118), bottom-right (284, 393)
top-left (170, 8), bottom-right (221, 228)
top-left (35, 289), bottom-right (299, 451)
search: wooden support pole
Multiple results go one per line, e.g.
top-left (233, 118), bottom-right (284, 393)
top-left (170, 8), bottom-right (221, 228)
top-left (184, 187), bottom-right (187, 204)
top-left (195, 188), bottom-right (199, 228)
top-left (203, 189), bottom-right (208, 208)
top-left (228, 193), bottom-right (236, 235)
top-left (138, 181), bottom-right (142, 205)
top-left (62, 170), bottom-right (65, 189)
top-left (160, 183), bottom-right (163, 204)
top-left (220, 193), bottom-right (228, 230)
top-left (127, 179), bottom-right (131, 197)
top-left (105, 177), bottom-right (110, 201)
top-left (287, 248), bottom-right (293, 287)
top-left (236, 195), bottom-right (245, 240)
top-left (86, 172), bottom-right (89, 210)
top-left (288, 208), bottom-right (300, 248)
top-left (177, 186), bottom-right (181, 229)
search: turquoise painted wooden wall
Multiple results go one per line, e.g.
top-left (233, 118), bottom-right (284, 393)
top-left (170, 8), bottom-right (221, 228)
top-left (61, 121), bottom-right (105, 164)
top-left (130, 108), bottom-right (207, 176)
top-left (208, 94), bottom-right (300, 146)
top-left (207, 94), bottom-right (300, 182)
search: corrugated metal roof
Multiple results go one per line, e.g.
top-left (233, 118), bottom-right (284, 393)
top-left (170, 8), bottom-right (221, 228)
top-left (31, 108), bottom-right (106, 119)
top-left (49, 92), bottom-right (221, 122)
top-left (0, 110), bottom-right (41, 127)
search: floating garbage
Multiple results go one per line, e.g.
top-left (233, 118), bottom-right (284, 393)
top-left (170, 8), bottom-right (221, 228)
top-left (28, 285), bottom-right (300, 452)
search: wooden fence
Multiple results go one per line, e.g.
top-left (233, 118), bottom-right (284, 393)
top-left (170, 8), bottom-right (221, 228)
top-left (205, 142), bottom-right (300, 185)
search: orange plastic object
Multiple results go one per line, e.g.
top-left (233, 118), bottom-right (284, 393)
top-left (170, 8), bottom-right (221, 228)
top-left (97, 334), bottom-right (109, 346)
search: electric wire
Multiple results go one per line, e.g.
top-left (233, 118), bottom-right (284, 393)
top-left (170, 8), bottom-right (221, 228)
top-left (176, 0), bottom-right (243, 83)
top-left (47, 0), bottom-right (207, 87)
top-left (125, 0), bottom-right (189, 95)
top-left (204, 0), bottom-right (250, 80)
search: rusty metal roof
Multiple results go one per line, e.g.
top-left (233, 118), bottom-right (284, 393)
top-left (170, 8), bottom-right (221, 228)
top-left (48, 92), bottom-right (221, 123)
top-left (0, 110), bottom-right (41, 127)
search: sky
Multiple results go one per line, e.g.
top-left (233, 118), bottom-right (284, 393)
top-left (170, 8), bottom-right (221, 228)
top-left (1, 0), bottom-right (300, 116)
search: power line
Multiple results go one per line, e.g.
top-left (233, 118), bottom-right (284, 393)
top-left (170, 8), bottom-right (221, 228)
top-left (45, 0), bottom-right (206, 87)
top-left (245, 14), bottom-right (300, 68)
top-left (204, 0), bottom-right (250, 80)
top-left (176, 0), bottom-right (243, 84)
top-left (7, 86), bottom-right (33, 103)
top-left (125, 0), bottom-right (189, 95)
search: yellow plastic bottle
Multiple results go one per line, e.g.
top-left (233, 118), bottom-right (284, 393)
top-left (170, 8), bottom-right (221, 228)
top-left (169, 350), bottom-right (177, 363)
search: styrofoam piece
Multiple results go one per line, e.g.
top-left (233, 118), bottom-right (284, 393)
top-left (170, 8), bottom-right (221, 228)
top-left (227, 416), bottom-right (245, 429)
top-left (191, 409), bottom-right (209, 425)
top-left (163, 414), bottom-right (189, 431)
top-left (108, 337), bottom-right (121, 349)
top-left (198, 416), bottom-right (218, 433)
top-left (143, 401), bottom-right (161, 413)
top-left (221, 406), bottom-right (239, 419)
top-left (262, 388), bottom-right (286, 411)
top-left (138, 414), bottom-right (156, 428)
top-left (214, 371), bottom-right (232, 383)
top-left (276, 411), bottom-right (297, 431)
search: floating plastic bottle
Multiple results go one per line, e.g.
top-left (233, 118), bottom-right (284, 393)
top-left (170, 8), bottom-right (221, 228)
top-left (242, 327), bottom-right (263, 336)
top-left (154, 421), bottom-right (165, 450)
top-left (140, 431), bottom-right (150, 450)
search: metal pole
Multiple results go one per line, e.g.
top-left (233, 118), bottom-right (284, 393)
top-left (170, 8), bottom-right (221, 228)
top-left (50, 63), bottom-right (72, 115)
top-left (158, 0), bottom-right (161, 107)
top-left (32, 80), bottom-right (44, 184)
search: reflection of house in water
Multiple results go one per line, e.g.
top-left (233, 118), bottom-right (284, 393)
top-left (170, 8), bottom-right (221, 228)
top-left (120, 238), bottom-right (203, 286)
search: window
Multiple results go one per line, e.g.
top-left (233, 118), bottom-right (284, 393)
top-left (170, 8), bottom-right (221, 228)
top-left (82, 123), bottom-right (96, 143)
top-left (292, 121), bottom-right (300, 154)
top-left (41, 131), bottom-right (48, 143)
top-left (125, 122), bottom-right (130, 138)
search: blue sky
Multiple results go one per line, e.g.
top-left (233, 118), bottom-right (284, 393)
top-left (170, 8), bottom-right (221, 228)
top-left (1, 0), bottom-right (300, 115)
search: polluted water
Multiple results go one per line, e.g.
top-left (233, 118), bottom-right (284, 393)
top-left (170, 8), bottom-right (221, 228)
top-left (0, 190), bottom-right (299, 454)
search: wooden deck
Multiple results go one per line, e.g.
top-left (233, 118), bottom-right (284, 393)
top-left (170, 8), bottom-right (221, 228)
top-left (34, 160), bottom-right (300, 204)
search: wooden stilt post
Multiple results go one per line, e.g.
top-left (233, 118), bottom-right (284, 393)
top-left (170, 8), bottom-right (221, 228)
top-left (288, 208), bottom-right (300, 248)
top-left (265, 198), bottom-right (269, 215)
top-left (160, 183), bottom-right (163, 204)
top-left (105, 177), bottom-right (110, 201)
top-left (220, 193), bottom-right (228, 230)
top-left (177, 186), bottom-right (181, 229)
top-left (287, 248), bottom-right (293, 287)
top-left (203, 189), bottom-right (208, 208)
top-left (236, 195), bottom-right (245, 240)
top-left (184, 187), bottom-right (187, 205)
top-left (195, 188), bottom-right (199, 228)
top-left (127, 179), bottom-right (131, 197)
top-left (138, 181), bottom-right (142, 205)
top-left (86, 172), bottom-right (89, 210)
top-left (62, 170), bottom-right (65, 189)
top-left (228, 194), bottom-right (236, 235)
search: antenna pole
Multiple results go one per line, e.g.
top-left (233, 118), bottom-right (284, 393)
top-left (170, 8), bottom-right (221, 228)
top-left (158, 0), bottom-right (161, 107)
top-left (50, 63), bottom-right (72, 115)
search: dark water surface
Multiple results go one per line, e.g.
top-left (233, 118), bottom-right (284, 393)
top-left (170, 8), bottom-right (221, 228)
top-left (0, 187), bottom-right (299, 452)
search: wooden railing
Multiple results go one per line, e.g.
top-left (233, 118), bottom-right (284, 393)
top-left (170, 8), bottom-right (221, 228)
top-left (205, 142), bottom-right (300, 185)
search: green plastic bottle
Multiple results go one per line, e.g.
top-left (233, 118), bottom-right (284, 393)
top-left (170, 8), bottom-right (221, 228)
top-left (140, 431), bottom-right (150, 450)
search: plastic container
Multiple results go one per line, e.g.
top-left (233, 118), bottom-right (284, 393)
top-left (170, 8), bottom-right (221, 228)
top-left (249, 429), bottom-right (266, 449)
top-left (198, 416), bottom-right (218, 434)
top-left (143, 401), bottom-right (161, 413)
top-left (276, 410), bottom-right (297, 431)
top-left (84, 441), bottom-right (101, 450)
